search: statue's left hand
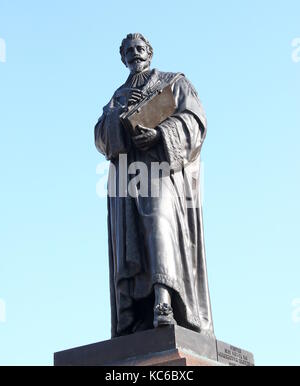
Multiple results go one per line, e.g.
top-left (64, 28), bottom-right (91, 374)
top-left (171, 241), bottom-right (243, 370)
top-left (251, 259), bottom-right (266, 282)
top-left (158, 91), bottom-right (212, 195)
top-left (132, 125), bottom-right (161, 151)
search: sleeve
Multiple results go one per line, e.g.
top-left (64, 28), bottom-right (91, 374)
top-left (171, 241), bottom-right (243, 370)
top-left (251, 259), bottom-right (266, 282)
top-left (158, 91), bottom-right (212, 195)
top-left (157, 76), bottom-right (207, 171)
top-left (94, 97), bottom-right (130, 160)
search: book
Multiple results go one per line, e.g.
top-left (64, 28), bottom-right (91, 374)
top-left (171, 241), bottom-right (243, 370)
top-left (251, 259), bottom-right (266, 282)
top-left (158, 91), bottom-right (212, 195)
top-left (120, 84), bottom-right (177, 136)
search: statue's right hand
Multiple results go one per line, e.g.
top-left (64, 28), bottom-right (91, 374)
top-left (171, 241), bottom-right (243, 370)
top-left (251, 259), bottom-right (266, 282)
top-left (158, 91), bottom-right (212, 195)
top-left (128, 89), bottom-right (144, 106)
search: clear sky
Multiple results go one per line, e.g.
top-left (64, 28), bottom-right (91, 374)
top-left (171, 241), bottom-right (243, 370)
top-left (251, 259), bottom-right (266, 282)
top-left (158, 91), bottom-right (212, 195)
top-left (0, 0), bottom-right (300, 366)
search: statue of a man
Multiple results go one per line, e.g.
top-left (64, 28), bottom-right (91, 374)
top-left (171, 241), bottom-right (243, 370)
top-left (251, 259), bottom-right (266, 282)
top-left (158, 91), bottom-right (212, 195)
top-left (95, 33), bottom-right (214, 338)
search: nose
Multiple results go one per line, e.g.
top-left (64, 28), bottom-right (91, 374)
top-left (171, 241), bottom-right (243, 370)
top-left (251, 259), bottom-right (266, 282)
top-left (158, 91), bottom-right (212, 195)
top-left (133, 46), bottom-right (142, 56)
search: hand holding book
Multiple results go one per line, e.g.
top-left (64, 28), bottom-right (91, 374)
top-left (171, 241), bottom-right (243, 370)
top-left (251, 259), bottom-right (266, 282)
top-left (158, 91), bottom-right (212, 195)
top-left (127, 89), bottom-right (145, 106)
top-left (132, 124), bottom-right (161, 151)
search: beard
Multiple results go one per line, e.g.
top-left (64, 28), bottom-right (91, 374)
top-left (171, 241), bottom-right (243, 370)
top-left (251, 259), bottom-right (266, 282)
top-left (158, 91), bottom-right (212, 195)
top-left (129, 58), bottom-right (150, 74)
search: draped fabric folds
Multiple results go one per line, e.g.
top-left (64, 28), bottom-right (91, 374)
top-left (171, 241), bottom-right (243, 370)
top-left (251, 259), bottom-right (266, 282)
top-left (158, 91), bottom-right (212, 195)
top-left (95, 69), bottom-right (214, 338)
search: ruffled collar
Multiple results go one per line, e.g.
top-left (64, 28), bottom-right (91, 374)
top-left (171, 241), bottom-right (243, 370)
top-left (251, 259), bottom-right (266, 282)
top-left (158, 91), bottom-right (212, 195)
top-left (125, 70), bottom-right (152, 88)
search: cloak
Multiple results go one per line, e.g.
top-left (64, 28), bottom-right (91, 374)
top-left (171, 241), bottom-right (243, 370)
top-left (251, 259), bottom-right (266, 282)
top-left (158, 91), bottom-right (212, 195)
top-left (95, 69), bottom-right (214, 337)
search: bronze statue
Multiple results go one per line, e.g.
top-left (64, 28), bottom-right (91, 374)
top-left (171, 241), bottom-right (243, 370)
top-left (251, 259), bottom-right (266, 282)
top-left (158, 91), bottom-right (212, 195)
top-left (95, 33), bottom-right (214, 338)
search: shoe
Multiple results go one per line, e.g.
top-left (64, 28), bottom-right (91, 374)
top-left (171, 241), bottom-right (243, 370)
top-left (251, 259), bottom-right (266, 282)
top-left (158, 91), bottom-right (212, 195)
top-left (153, 302), bottom-right (177, 328)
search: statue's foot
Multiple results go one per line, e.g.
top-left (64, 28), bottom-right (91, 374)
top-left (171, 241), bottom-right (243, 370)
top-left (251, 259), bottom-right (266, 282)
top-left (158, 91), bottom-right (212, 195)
top-left (153, 302), bottom-right (177, 328)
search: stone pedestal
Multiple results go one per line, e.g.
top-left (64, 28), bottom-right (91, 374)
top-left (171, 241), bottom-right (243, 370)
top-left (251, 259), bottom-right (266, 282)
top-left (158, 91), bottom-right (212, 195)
top-left (54, 325), bottom-right (254, 366)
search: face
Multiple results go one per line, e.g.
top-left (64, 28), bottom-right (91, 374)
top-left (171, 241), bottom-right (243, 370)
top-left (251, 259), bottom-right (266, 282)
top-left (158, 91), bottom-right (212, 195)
top-left (124, 39), bottom-right (151, 74)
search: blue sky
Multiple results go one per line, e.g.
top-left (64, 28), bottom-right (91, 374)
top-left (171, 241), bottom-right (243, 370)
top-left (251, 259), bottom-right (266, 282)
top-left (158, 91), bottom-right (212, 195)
top-left (0, 0), bottom-right (299, 365)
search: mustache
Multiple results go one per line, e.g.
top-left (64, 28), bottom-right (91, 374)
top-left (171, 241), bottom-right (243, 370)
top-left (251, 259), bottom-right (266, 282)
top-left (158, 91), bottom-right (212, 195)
top-left (129, 56), bottom-right (147, 64)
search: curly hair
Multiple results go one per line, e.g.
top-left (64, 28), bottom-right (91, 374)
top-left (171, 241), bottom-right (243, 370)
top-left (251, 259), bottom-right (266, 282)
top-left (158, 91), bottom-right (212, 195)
top-left (120, 33), bottom-right (153, 66)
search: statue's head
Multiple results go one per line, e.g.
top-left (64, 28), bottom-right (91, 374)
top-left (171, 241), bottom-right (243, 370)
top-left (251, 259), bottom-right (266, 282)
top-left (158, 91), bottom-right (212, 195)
top-left (120, 33), bottom-right (153, 74)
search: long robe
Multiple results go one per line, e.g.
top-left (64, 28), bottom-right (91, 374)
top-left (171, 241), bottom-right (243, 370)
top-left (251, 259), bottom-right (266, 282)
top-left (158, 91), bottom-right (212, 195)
top-left (95, 69), bottom-right (214, 338)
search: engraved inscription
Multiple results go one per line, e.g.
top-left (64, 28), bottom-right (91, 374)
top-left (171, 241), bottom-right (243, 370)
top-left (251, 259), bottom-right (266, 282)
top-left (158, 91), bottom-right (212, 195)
top-left (217, 341), bottom-right (254, 366)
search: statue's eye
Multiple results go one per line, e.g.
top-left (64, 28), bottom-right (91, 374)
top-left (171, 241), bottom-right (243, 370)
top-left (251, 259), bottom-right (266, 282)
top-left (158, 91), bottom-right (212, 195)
top-left (137, 46), bottom-right (145, 52)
